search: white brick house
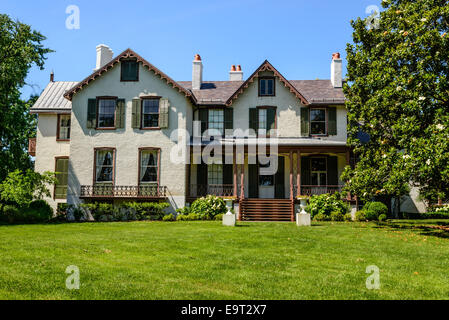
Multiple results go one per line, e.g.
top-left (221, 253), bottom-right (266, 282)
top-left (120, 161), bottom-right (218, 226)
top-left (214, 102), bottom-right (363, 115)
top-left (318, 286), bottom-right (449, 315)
top-left (29, 45), bottom-right (426, 220)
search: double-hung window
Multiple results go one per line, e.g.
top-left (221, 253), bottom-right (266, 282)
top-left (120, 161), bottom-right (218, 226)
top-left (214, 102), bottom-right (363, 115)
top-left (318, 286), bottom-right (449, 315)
top-left (140, 149), bottom-right (159, 184)
top-left (310, 158), bottom-right (327, 186)
top-left (95, 149), bottom-right (115, 183)
top-left (57, 115), bottom-right (71, 140)
top-left (207, 164), bottom-right (223, 185)
top-left (97, 98), bottom-right (116, 128)
top-left (142, 98), bottom-right (160, 129)
top-left (208, 109), bottom-right (224, 136)
top-left (310, 108), bottom-right (326, 135)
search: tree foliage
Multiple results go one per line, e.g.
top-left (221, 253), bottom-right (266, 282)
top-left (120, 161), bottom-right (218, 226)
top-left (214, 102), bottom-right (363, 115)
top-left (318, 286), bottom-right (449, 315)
top-left (0, 14), bottom-right (53, 181)
top-left (342, 0), bottom-right (449, 204)
top-left (0, 169), bottom-right (57, 207)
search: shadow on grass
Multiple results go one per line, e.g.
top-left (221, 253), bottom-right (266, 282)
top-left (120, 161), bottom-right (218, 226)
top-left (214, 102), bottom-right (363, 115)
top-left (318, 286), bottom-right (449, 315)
top-left (374, 220), bottom-right (449, 239)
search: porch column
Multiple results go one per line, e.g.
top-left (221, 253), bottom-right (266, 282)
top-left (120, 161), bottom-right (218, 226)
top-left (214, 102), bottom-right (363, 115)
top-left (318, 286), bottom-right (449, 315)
top-left (240, 162), bottom-right (245, 200)
top-left (233, 149), bottom-right (237, 198)
top-left (296, 150), bottom-right (301, 197)
top-left (289, 151), bottom-right (294, 200)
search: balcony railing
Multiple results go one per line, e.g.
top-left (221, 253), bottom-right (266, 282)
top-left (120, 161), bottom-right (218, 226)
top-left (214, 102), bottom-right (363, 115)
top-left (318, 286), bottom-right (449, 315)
top-left (189, 184), bottom-right (235, 198)
top-left (80, 185), bottom-right (167, 198)
top-left (28, 138), bottom-right (36, 156)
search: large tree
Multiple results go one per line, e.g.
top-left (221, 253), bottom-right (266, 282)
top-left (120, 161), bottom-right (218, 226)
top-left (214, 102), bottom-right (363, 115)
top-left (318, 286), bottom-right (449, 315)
top-left (0, 14), bottom-right (52, 181)
top-left (342, 0), bottom-right (449, 207)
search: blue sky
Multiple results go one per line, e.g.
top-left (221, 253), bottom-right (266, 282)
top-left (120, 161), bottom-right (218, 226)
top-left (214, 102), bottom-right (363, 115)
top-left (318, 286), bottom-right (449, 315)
top-left (1, 0), bottom-right (382, 99)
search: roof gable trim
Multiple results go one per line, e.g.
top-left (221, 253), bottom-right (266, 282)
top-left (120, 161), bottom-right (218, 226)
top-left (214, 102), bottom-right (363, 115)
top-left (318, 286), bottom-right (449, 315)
top-left (63, 49), bottom-right (192, 101)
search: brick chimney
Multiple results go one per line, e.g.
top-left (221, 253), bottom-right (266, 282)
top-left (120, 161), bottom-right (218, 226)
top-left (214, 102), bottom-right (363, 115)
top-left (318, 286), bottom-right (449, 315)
top-left (229, 65), bottom-right (243, 81)
top-left (50, 70), bottom-right (54, 82)
top-left (95, 44), bottom-right (113, 71)
top-left (331, 52), bottom-right (342, 88)
top-left (192, 54), bottom-right (203, 90)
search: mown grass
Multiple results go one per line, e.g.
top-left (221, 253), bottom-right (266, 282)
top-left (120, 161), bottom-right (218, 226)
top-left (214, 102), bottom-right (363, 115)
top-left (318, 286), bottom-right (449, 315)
top-left (0, 220), bottom-right (448, 300)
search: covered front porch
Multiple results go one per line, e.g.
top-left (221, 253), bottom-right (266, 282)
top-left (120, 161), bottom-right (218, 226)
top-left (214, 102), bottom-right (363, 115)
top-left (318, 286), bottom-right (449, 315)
top-left (187, 145), bottom-right (352, 221)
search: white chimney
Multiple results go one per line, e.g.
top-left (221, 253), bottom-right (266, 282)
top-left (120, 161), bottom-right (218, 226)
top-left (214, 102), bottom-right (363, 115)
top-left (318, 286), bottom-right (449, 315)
top-left (95, 44), bottom-right (113, 71)
top-left (331, 52), bottom-right (342, 88)
top-left (192, 54), bottom-right (203, 90)
top-left (229, 65), bottom-right (243, 81)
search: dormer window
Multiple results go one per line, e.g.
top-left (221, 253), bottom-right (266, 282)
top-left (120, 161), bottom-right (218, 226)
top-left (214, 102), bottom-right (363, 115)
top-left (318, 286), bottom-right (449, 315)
top-left (121, 60), bottom-right (139, 81)
top-left (259, 77), bottom-right (275, 96)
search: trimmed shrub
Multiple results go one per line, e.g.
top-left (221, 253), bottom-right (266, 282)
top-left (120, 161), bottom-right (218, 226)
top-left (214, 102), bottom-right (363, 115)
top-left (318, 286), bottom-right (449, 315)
top-left (215, 213), bottom-right (224, 221)
top-left (176, 206), bottom-right (191, 216)
top-left (162, 214), bottom-right (175, 221)
top-left (190, 195), bottom-right (227, 220)
top-left (22, 200), bottom-right (53, 223)
top-left (330, 211), bottom-right (344, 221)
top-left (306, 192), bottom-right (349, 220)
top-left (402, 211), bottom-right (449, 219)
top-left (2, 205), bottom-right (21, 223)
top-left (363, 202), bottom-right (388, 221)
top-left (123, 202), bottom-right (169, 220)
top-left (186, 213), bottom-right (200, 221)
top-left (344, 213), bottom-right (353, 222)
top-left (52, 203), bottom-right (70, 222)
top-left (355, 210), bottom-right (367, 221)
top-left (378, 214), bottom-right (387, 222)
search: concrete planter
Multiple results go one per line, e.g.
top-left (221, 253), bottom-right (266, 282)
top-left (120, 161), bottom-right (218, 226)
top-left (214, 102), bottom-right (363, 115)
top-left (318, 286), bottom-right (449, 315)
top-left (296, 196), bottom-right (311, 226)
top-left (223, 213), bottom-right (236, 226)
top-left (223, 198), bottom-right (236, 227)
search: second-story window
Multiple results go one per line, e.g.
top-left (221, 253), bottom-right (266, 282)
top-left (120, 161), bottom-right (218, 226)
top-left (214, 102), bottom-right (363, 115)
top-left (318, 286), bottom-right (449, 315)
top-left (259, 78), bottom-right (275, 96)
top-left (208, 109), bottom-right (224, 136)
top-left (57, 114), bottom-right (71, 140)
top-left (142, 98), bottom-right (160, 128)
top-left (97, 98), bottom-right (116, 128)
top-left (310, 108), bottom-right (326, 135)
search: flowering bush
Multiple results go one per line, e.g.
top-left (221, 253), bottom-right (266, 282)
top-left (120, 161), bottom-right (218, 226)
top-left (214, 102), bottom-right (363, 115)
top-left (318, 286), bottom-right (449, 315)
top-left (434, 205), bottom-right (449, 213)
top-left (190, 195), bottom-right (227, 220)
top-left (306, 192), bottom-right (348, 219)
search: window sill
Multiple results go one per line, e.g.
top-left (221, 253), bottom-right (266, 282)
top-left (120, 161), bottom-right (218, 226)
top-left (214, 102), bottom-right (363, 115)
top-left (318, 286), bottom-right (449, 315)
top-left (120, 79), bottom-right (139, 82)
top-left (140, 127), bottom-right (161, 130)
top-left (96, 127), bottom-right (117, 130)
top-left (56, 139), bottom-right (70, 142)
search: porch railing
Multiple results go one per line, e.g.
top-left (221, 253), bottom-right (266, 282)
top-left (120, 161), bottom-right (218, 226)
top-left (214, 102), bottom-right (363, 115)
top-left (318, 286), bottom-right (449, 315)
top-left (189, 184), bottom-right (235, 198)
top-left (80, 185), bottom-right (167, 198)
top-left (296, 185), bottom-right (343, 196)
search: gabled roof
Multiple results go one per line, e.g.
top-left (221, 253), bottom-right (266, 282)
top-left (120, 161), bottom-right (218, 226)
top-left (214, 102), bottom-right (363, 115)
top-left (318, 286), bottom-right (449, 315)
top-left (290, 80), bottom-right (345, 105)
top-left (64, 48), bottom-right (193, 101)
top-left (30, 81), bottom-right (77, 113)
top-left (225, 60), bottom-right (309, 106)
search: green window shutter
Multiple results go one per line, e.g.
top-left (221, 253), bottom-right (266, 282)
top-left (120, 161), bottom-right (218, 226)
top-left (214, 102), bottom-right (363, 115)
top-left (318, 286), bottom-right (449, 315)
top-left (87, 99), bottom-right (97, 129)
top-left (199, 109), bottom-right (208, 136)
top-left (158, 98), bottom-right (169, 128)
top-left (197, 163), bottom-right (207, 186)
top-left (328, 107), bottom-right (337, 135)
top-left (248, 164), bottom-right (259, 198)
top-left (249, 108), bottom-right (258, 135)
top-left (327, 156), bottom-right (339, 186)
top-left (116, 99), bottom-right (125, 129)
top-left (55, 158), bottom-right (69, 199)
top-left (132, 99), bottom-right (141, 129)
top-left (275, 156), bottom-right (285, 199)
top-left (267, 108), bottom-right (276, 135)
top-left (301, 157), bottom-right (311, 185)
top-left (224, 108), bottom-right (233, 133)
top-left (300, 108), bottom-right (309, 137)
top-left (223, 164), bottom-right (233, 185)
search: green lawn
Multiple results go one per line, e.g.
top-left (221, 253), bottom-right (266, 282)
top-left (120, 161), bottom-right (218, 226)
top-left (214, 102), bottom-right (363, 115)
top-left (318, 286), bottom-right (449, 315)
top-left (0, 220), bottom-right (448, 300)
